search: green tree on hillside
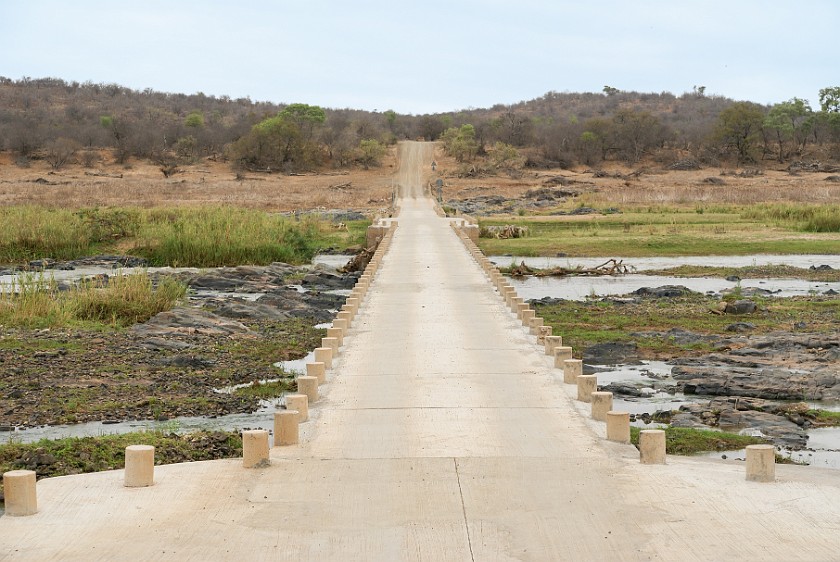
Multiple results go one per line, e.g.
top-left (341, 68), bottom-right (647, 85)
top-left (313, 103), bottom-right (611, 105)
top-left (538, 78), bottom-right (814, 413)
top-left (764, 98), bottom-right (812, 161)
top-left (713, 102), bottom-right (765, 163)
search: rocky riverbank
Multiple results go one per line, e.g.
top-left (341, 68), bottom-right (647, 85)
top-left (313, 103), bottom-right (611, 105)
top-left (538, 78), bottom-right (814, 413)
top-left (0, 260), bottom-right (359, 429)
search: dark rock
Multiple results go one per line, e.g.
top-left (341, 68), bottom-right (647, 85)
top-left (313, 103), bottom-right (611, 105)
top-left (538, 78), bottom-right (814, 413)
top-left (138, 338), bottom-right (194, 351)
top-left (721, 300), bottom-right (757, 314)
top-left (301, 270), bottom-right (357, 290)
top-left (131, 307), bottom-right (253, 337)
top-left (824, 289), bottom-right (838, 296)
top-left (583, 341), bottom-right (640, 365)
top-left (809, 264), bottom-right (834, 271)
top-left (717, 409), bottom-right (807, 448)
top-left (668, 412), bottom-right (709, 429)
top-left (212, 301), bottom-right (291, 321)
top-left (599, 382), bottom-right (647, 397)
top-left (632, 285), bottom-right (694, 298)
top-left (725, 275), bottom-right (741, 282)
top-left (725, 322), bottom-right (755, 333)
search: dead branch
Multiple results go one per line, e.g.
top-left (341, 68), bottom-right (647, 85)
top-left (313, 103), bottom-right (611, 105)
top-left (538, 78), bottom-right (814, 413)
top-left (508, 259), bottom-right (630, 277)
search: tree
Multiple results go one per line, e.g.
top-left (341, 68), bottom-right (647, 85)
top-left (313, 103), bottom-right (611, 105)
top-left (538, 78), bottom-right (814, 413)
top-left (764, 98), bottom-right (812, 161)
top-left (489, 142), bottom-right (521, 170)
top-left (819, 87), bottom-right (840, 113)
top-left (358, 139), bottom-right (386, 169)
top-left (441, 124), bottom-right (478, 162)
top-left (612, 110), bottom-right (668, 163)
top-left (184, 111), bottom-right (204, 128)
top-left (603, 86), bottom-right (620, 96)
top-left (713, 102), bottom-right (765, 163)
top-left (44, 137), bottom-right (80, 169)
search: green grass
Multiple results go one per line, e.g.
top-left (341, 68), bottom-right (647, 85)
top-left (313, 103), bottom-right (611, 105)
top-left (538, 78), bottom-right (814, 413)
top-left (0, 206), bottom-right (368, 267)
top-left (0, 430), bottom-right (243, 504)
top-left (641, 264), bottom-right (840, 282)
top-left (535, 295), bottom-right (840, 359)
top-left (233, 379), bottom-right (294, 399)
top-left (742, 203), bottom-right (840, 232)
top-left (630, 426), bottom-right (767, 454)
top-left (477, 205), bottom-right (840, 257)
top-left (0, 271), bottom-right (186, 328)
top-left (806, 409), bottom-right (840, 427)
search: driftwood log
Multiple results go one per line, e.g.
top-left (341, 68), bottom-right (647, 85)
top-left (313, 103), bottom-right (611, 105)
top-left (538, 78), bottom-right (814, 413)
top-left (508, 259), bottom-right (630, 277)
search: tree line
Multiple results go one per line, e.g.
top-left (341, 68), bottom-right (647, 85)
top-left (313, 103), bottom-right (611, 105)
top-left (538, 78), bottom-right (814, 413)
top-left (1, 77), bottom-right (838, 174)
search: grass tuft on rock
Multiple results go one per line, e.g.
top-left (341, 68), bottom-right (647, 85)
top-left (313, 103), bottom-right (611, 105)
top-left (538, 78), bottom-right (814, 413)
top-left (630, 426), bottom-right (767, 455)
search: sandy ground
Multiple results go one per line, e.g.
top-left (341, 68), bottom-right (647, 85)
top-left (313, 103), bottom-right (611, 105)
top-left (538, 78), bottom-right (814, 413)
top-left (2, 143), bottom-right (840, 561)
top-left (3, 148), bottom-right (839, 213)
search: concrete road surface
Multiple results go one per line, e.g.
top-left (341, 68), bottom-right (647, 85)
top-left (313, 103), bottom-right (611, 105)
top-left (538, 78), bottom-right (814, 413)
top-left (2, 142), bottom-right (839, 561)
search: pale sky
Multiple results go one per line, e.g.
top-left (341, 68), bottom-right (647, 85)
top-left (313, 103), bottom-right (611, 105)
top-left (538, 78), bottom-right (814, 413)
top-left (0, 1), bottom-right (837, 114)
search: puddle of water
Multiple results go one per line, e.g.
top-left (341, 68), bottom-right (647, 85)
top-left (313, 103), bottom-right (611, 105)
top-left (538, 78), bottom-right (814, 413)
top-left (510, 274), bottom-right (839, 301)
top-left (490, 254), bottom-right (840, 271)
top-left (273, 350), bottom-right (316, 376)
top-left (312, 254), bottom-right (354, 270)
top-left (191, 291), bottom-right (265, 301)
top-left (1, 404), bottom-right (283, 445)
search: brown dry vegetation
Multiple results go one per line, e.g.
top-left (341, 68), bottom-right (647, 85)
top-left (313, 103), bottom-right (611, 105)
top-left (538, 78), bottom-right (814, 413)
top-left (433, 148), bottom-right (840, 208)
top-left (0, 149), bottom-right (398, 212)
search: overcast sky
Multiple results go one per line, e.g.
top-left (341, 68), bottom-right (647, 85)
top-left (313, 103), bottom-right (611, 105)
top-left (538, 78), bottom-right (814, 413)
top-left (1, 1), bottom-right (836, 114)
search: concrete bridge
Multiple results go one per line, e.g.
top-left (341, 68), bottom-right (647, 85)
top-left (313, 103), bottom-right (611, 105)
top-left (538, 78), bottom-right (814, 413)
top-left (2, 142), bottom-right (840, 560)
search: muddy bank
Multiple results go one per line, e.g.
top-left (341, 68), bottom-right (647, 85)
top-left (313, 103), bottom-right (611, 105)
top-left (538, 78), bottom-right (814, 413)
top-left (0, 261), bottom-right (359, 430)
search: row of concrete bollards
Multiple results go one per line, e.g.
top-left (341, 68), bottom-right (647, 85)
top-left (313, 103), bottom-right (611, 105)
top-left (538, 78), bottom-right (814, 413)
top-left (452, 221), bottom-right (776, 483)
top-left (237, 220), bottom-right (399, 469)
top-left (1, 221), bottom-right (400, 517)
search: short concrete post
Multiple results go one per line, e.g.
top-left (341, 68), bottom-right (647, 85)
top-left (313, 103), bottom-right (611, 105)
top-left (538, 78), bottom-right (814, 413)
top-left (242, 430), bottom-right (270, 468)
top-left (544, 335), bottom-right (563, 356)
top-left (346, 297), bottom-right (360, 313)
top-left (297, 375), bottom-right (319, 403)
top-left (333, 318), bottom-right (348, 332)
top-left (746, 444), bottom-right (776, 482)
top-left (337, 311), bottom-right (352, 325)
top-left (326, 327), bottom-right (344, 347)
top-left (274, 410), bottom-right (299, 446)
top-left (511, 297), bottom-right (524, 311)
top-left (590, 391), bottom-right (613, 421)
top-left (285, 393), bottom-right (309, 422)
top-left (576, 374), bottom-right (597, 402)
top-left (314, 347), bottom-right (333, 369)
top-left (124, 445), bottom-right (155, 487)
top-left (2, 470), bottom-right (37, 516)
top-left (563, 358), bottom-right (582, 384)
top-left (322, 336), bottom-right (339, 353)
top-left (554, 347), bottom-right (573, 369)
top-left (606, 411), bottom-right (631, 444)
top-left (521, 309), bottom-right (535, 325)
top-left (639, 430), bottom-right (667, 465)
top-left (529, 317), bottom-right (544, 335)
top-left (306, 362), bottom-right (326, 384)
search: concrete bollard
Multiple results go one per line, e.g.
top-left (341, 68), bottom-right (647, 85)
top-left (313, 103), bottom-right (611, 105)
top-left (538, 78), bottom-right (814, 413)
top-left (297, 375), bottom-right (319, 403)
top-left (327, 327), bottom-right (344, 347)
top-left (274, 410), bottom-right (300, 446)
top-left (554, 347), bottom-right (574, 369)
top-left (511, 297), bottom-right (524, 311)
top-left (242, 430), bottom-right (270, 468)
top-left (520, 309), bottom-right (535, 325)
top-left (314, 347), bottom-right (333, 369)
top-left (537, 325), bottom-right (552, 345)
top-left (333, 318), bottom-right (348, 332)
top-left (322, 337), bottom-right (339, 353)
top-left (590, 391), bottom-right (613, 421)
top-left (746, 444), bottom-right (776, 482)
top-left (529, 317), bottom-right (544, 335)
top-left (2, 470), bottom-right (37, 516)
top-left (337, 311), bottom-right (352, 325)
top-left (306, 362), bottom-right (326, 384)
top-left (563, 358), bottom-right (583, 384)
top-left (346, 297), bottom-right (359, 312)
top-left (576, 374), bottom-right (597, 402)
top-left (606, 411), bottom-right (631, 444)
top-left (124, 445), bottom-right (155, 487)
top-left (285, 393), bottom-right (309, 422)
top-left (639, 430), bottom-right (667, 465)
top-left (544, 335), bottom-right (563, 356)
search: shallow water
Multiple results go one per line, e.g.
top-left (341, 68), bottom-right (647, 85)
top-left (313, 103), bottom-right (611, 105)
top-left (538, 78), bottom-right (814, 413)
top-left (490, 254), bottom-right (840, 271)
top-left (509, 274), bottom-right (840, 301)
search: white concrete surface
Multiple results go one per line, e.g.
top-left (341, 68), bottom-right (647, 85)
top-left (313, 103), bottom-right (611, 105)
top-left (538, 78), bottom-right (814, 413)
top-left (2, 142), bottom-right (840, 561)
